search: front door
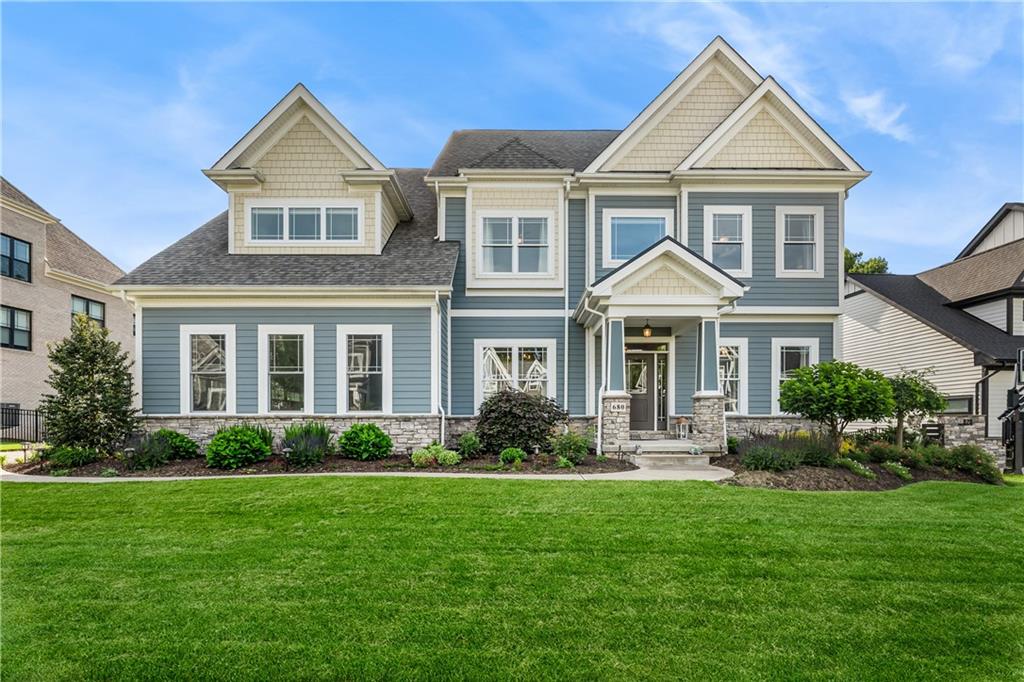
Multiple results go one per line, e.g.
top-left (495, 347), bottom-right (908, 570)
top-left (627, 353), bottom-right (656, 430)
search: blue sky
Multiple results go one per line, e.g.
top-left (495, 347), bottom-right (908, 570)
top-left (3, 2), bottom-right (1022, 273)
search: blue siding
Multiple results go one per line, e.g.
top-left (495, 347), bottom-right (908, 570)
top-left (688, 192), bottom-right (840, 307)
top-left (567, 320), bottom-right (587, 415)
top-left (594, 195), bottom-right (677, 282)
top-left (674, 323), bottom-right (699, 414)
top-left (568, 198), bottom-right (587, 302)
top-left (450, 317), bottom-right (567, 416)
top-left (445, 196), bottom-right (564, 310)
top-left (142, 307), bottom-right (432, 415)
top-left (719, 321), bottom-right (835, 415)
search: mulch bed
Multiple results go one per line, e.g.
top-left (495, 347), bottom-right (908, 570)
top-left (7, 452), bottom-right (637, 478)
top-left (711, 454), bottom-right (997, 491)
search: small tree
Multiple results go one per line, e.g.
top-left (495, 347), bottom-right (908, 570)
top-left (476, 390), bottom-right (567, 454)
top-left (43, 314), bottom-right (139, 452)
top-left (779, 361), bottom-right (894, 451)
top-left (888, 369), bottom-right (946, 449)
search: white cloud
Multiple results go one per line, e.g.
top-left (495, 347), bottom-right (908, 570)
top-left (841, 90), bottom-right (913, 142)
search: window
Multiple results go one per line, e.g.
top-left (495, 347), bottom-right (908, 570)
top-left (258, 325), bottom-right (313, 414)
top-left (775, 206), bottom-right (825, 277)
top-left (478, 212), bottom-right (552, 275)
top-left (71, 295), bottom-right (105, 327)
top-left (338, 325), bottom-right (392, 414)
top-left (942, 396), bottom-right (973, 415)
top-left (0, 306), bottom-right (31, 350)
top-left (180, 325), bottom-right (235, 414)
top-left (247, 200), bottom-right (363, 243)
top-left (718, 338), bottom-right (748, 415)
top-left (603, 209), bottom-right (674, 266)
top-left (703, 205), bottom-right (751, 277)
top-left (1, 234), bottom-right (31, 282)
top-left (474, 339), bottom-right (557, 410)
top-left (771, 337), bottom-right (820, 414)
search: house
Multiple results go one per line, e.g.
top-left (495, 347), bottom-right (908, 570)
top-left (0, 177), bottom-right (135, 411)
top-left (116, 37), bottom-right (869, 454)
top-left (845, 202), bottom-right (1024, 458)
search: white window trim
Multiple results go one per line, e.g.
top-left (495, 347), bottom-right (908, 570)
top-left (771, 337), bottom-right (820, 415)
top-left (775, 206), bottom-right (825, 278)
top-left (718, 337), bottom-right (748, 416)
top-left (602, 208), bottom-right (675, 268)
top-left (257, 324), bottom-right (314, 415)
top-left (244, 197), bottom-right (365, 245)
top-left (336, 324), bottom-right (393, 415)
top-left (476, 209), bottom-right (555, 278)
top-left (703, 205), bottom-right (752, 278)
top-left (179, 324), bottom-right (236, 415)
top-left (473, 338), bottom-right (557, 413)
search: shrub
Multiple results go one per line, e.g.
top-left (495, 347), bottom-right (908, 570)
top-left (889, 370), bottom-right (946, 449)
top-left (154, 429), bottom-right (200, 460)
top-left (556, 455), bottom-right (574, 469)
top-left (737, 431), bottom-right (833, 467)
top-left (126, 429), bottom-right (199, 471)
top-left (499, 447), bottom-right (527, 465)
top-left (44, 445), bottom-right (101, 468)
top-left (282, 422), bottom-right (333, 467)
top-left (548, 429), bottom-right (591, 465)
top-left (741, 445), bottom-right (801, 472)
top-left (338, 423), bottom-right (392, 461)
top-left (100, 467), bottom-right (119, 478)
top-left (836, 457), bottom-right (877, 479)
top-left (726, 436), bottom-right (740, 455)
top-left (850, 426), bottom-right (921, 449)
top-left (946, 445), bottom-right (1002, 484)
top-left (864, 441), bottom-right (906, 464)
top-left (881, 460), bottom-right (913, 481)
top-left (477, 390), bottom-right (567, 454)
top-left (458, 431), bottom-right (482, 459)
top-left (206, 425), bottom-right (272, 469)
top-left (899, 447), bottom-right (927, 469)
top-left (410, 442), bottom-right (461, 467)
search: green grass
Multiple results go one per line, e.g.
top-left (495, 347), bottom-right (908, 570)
top-left (3, 478), bottom-right (1023, 680)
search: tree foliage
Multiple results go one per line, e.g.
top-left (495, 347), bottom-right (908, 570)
top-left (477, 390), bottom-right (567, 454)
top-left (779, 361), bottom-right (895, 451)
top-left (845, 248), bottom-right (889, 274)
top-left (888, 370), bottom-right (946, 449)
top-left (43, 314), bottom-right (139, 452)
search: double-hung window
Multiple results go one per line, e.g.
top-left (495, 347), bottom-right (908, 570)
top-left (703, 206), bottom-right (751, 277)
top-left (479, 213), bottom-right (551, 275)
top-left (0, 306), bottom-right (31, 350)
top-left (247, 200), bottom-right (363, 244)
top-left (603, 209), bottom-right (674, 267)
top-left (179, 325), bottom-right (235, 414)
top-left (71, 295), bottom-right (105, 327)
top-left (338, 325), bottom-right (392, 414)
top-left (771, 337), bottom-right (819, 414)
top-left (1, 234), bottom-right (31, 282)
top-left (475, 339), bottom-right (556, 409)
top-left (775, 206), bottom-right (825, 277)
top-left (718, 338), bottom-right (748, 414)
top-left (258, 325), bottom-right (313, 414)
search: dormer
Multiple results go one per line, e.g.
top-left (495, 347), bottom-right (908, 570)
top-left (204, 84), bottom-right (411, 255)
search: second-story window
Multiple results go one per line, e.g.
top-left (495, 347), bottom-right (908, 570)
top-left (247, 201), bottom-right (362, 244)
top-left (0, 306), bottom-right (31, 350)
top-left (775, 206), bottom-right (825, 278)
top-left (480, 213), bottom-right (551, 275)
top-left (71, 295), bottom-right (105, 327)
top-left (1, 234), bottom-right (31, 283)
top-left (602, 209), bottom-right (674, 267)
top-left (703, 205), bottom-right (752, 278)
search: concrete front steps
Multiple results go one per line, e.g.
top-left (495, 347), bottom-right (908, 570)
top-left (625, 439), bottom-right (710, 469)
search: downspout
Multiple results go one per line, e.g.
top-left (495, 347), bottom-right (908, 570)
top-left (435, 290), bottom-right (446, 446)
top-left (581, 291), bottom-right (607, 453)
top-left (563, 178), bottom-right (571, 424)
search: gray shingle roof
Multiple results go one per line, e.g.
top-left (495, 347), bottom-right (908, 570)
top-left (46, 222), bottom-right (126, 284)
top-left (428, 130), bottom-right (620, 176)
top-left (917, 238), bottom-right (1024, 303)
top-left (1, 177), bottom-right (51, 217)
top-left (848, 273), bottom-right (1024, 363)
top-left (116, 168), bottom-right (459, 288)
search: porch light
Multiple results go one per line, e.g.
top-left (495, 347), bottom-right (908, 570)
top-left (642, 320), bottom-right (653, 338)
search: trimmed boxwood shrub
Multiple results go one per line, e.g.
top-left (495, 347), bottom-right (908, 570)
top-left (338, 423), bottom-right (392, 461)
top-left (549, 429), bottom-right (590, 465)
top-left (477, 390), bottom-right (567, 454)
top-left (282, 422), bottom-right (334, 467)
top-left (45, 445), bottom-right (102, 468)
top-left (499, 447), bottom-right (527, 465)
top-left (206, 425), bottom-right (272, 469)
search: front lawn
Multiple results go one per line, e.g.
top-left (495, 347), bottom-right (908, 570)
top-left (3, 478), bottom-right (1022, 680)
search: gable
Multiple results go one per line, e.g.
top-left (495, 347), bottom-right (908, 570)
top-left (252, 113), bottom-right (358, 176)
top-left (615, 262), bottom-right (716, 297)
top-left (611, 65), bottom-right (749, 172)
top-left (703, 107), bottom-right (825, 169)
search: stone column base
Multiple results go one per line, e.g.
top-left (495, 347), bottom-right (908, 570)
top-left (600, 394), bottom-right (631, 452)
top-left (691, 393), bottom-right (726, 453)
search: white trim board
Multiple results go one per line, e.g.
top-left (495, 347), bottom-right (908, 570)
top-left (718, 336), bottom-right (748, 416)
top-left (472, 338), bottom-right (558, 414)
top-left (774, 205), bottom-right (825, 279)
top-left (257, 324), bottom-right (315, 416)
top-left (601, 208), bottom-right (675, 269)
top-left (179, 324), bottom-right (237, 416)
top-left (336, 324), bottom-right (393, 415)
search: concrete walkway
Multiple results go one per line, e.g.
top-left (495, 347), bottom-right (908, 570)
top-left (0, 464), bottom-right (734, 484)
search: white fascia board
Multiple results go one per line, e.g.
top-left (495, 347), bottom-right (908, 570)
top-left (210, 83), bottom-right (385, 171)
top-left (584, 36), bottom-right (763, 174)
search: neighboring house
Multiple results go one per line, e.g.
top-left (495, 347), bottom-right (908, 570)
top-left (117, 37), bottom-right (869, 453)
top-left (0, 178), bottom-right (134, 410)
top-left (845, 202), bottom-right (1024, 455)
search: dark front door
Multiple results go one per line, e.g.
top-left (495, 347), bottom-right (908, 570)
top-left (627, 353), bottom-right (656, 430)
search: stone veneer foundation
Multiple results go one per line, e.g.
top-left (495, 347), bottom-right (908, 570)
top-left (600, 395), bottom-right (632, 450)
top-left (691, 395), bottom-right (727, 453)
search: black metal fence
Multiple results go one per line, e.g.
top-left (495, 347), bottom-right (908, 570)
top-left (0, 407), bottom-right (47, 444)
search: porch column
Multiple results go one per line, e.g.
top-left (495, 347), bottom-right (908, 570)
top-left (692, 318), bottom-right (726, 452)
top-left (601, 318), bottom-right (630, 451)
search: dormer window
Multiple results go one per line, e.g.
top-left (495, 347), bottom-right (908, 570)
top-left (245, 199), bottom-right (363, 245)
